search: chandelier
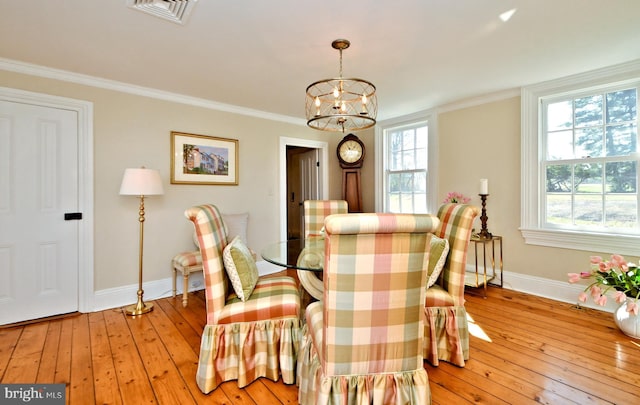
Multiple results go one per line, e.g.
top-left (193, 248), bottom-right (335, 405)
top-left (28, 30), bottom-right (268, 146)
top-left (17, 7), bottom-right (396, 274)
top-left (305, 39), bottom-right (377, 132)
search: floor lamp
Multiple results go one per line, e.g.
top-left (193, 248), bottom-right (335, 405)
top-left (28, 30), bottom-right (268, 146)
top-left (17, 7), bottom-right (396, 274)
top-left (119, 167), bottom-right (164, 316)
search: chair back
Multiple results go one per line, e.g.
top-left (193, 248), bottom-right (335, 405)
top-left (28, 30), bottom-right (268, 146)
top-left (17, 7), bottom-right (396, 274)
top-left (322, 213), bottom-right (439, 376)
top-left (185, 204), bottom-right (229, 324)
top-left (435, 203), bottom-right (480, 306)
top-left (303, 200), bottom-right (348, 238)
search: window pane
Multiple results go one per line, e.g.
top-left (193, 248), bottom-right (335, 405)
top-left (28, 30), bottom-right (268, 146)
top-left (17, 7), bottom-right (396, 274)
top-left (606, 123), bottom-right (637, 156)
top-left (546, 164), bottom-right (572, 192)
top-left (388, 173), bottom-right (400, 192)
top-left (574, 194), bottom-right (602, 226)
top-left (546, 194), bottom-right (572, 225)
top-left (389, 193), bottom-right (400, 213)
top-left (606, 88), bottom-right (637, 124)
top-left (575, 95), bottom-right (602, 128)
top-left (605, 194), bottom-right (637, 228)
top-left (547, 101), bottom-right (572, 131)
top-left (413, 193), bottom-right (427, 213)
top-left (402, 150), bottom-right (415, 170)
top-left (575, 163), bottom-right (602, 193)
top-left (414, 171), bottom-right (427, 192)
top-left (575, 127), bottom-right (603, 158)
top-left (547, 130), bottom-right (573, 160)
top-left (605, 161), bottom-right (637, 193)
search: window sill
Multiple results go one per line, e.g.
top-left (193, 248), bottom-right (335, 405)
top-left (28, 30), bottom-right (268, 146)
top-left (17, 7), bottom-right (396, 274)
top-left (520, 228), bottom-right (640, 256)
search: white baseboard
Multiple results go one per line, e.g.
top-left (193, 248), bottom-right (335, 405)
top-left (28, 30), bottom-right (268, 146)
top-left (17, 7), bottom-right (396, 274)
top-left (92, 260), bottom-right (288, 312)
top-left (492, 269), bottom-right (617, 313)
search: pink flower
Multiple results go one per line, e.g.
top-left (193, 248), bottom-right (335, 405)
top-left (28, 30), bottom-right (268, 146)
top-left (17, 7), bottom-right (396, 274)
top-left (627, 301), bottom-right (639, 316)
top-left (580, 272), bottom-right (591, 278)
top-left (568, 273), bottom-right (580, 283)
top-left (578, 292), bottom-right (588, 302)
top-left (610, 254), bottom-right (626, 267)
top-left (595, 295), bottom-right (607, 306)
top-left (614, 291), bottom-right (627, 304)
top-left (590, 256), bottom-right (603, 264)
top-left (599, 262), bottom-right (610, 272)
top-left (590, 285), bottom-right (602, 298)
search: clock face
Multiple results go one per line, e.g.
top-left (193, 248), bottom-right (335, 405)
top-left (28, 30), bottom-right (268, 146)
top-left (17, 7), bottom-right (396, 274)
top-left (339, 140), bottom-right (363, 163)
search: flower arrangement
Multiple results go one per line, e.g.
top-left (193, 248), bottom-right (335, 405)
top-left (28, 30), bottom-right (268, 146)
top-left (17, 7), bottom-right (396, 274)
top-left (568, 254), bottom-right (640, 315)
top-left (442, 191), bottom-right (470, 204)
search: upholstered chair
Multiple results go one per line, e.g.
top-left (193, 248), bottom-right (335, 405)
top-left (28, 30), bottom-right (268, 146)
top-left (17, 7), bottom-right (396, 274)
top-left (298, 213), bottom-right (439, 404)
top-left (298, 200), bottom-right (348, 300)
top-left (185, 204), bottom-right (301, 393)
top-left (424, 203), bottom-right (480, 367)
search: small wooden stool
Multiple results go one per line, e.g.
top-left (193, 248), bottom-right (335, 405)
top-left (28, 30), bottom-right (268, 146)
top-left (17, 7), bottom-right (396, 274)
top-left (171, 250), bottom-right (203, 307)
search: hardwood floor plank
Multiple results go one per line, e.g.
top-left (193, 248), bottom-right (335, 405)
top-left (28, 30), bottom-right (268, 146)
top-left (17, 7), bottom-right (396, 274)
top-left (0, 326), bottom-right (22, 379)
top-left (427, 363), bottom-right (510, 404)
top-left (103, 308), bottom-right (158, 404)
top-left (69, 315), bottom-right (96, 403)
top-left (146, 299), bottom-right (212, 404)
top-left (1, 323), bottom-right (48, 383)
top-left (36, 320), bottom-right (61, 382)
top-left (126, 305), bottom-right (197, 404)
top-left (88, 312), bottom-right (123, 405)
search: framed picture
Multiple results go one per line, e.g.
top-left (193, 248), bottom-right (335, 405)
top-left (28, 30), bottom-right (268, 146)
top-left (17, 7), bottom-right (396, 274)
top-left (170, 131), bottom-right (239, 185)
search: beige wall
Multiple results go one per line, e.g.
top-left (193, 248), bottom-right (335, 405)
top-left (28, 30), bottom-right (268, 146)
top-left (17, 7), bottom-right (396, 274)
top-left (438, 96), bottom-right (593, 283)
top-left (1, 70), bottom-right (376, 292)
top-left (2, 68), bottom-right (598, 297)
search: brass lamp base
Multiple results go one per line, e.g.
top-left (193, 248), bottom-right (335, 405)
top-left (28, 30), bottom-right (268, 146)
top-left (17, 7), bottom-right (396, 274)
top-left (125, 299), bottom-right (154, 316)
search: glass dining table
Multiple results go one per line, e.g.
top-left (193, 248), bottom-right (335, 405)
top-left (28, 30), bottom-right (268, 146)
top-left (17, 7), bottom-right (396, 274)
top-left (261, 237), bottom-right (325, 299)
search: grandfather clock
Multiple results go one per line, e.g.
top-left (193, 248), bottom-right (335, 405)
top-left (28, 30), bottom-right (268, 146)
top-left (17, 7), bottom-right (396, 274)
top-left (337, 133), bottom-right (365, 213)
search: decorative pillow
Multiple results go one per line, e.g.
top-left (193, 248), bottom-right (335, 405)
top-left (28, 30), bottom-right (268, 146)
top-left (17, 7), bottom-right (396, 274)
top-left (193, 212), bottom-right (249, 248)
top-left (427, 235), bottom-right (449, 288)
top-left (222, 236), bottom-right (259, 301)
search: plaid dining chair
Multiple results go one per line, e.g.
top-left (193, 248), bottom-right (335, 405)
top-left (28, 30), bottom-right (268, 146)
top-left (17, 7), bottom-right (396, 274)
top-left (298, 200), bottom-right (348, 300)
top-left (423, 203), bottom-right (480, 367)
top-left (185, 204), bottom-right (301, 393)
top-left (298, 212), bottom-right (439, 404)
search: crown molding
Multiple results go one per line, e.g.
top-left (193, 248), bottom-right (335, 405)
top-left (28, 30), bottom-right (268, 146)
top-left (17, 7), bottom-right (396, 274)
top-left (0, 57), bottom-right (306, 126)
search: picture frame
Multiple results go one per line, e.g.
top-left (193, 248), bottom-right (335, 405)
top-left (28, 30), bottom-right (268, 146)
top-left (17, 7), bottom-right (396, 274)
top-left (170, 131), bottom-right (239, 185)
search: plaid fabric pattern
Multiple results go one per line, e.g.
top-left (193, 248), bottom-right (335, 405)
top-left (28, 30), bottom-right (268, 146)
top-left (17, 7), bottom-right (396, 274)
top-left (172, 250), bottom-right (202, 266)
top-left (298, 213), bottom-right (438, 404)
top-left (303, 200), bottom-right (348, 238)
top-left (185, 204), bottom-right (301, 393)
top-left (423, 203), bottom-right (479, 367)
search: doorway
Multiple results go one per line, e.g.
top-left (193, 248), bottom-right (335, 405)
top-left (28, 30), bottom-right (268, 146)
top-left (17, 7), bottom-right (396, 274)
top-left (279, 137), bottom-right (328, 241)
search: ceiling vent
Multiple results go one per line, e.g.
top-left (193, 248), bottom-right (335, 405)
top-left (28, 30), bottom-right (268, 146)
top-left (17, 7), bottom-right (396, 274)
top-left (127, 0), bottom-right (198, 25)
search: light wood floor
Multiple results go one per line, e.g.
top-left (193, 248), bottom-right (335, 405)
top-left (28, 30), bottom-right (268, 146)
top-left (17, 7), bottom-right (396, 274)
top-left (1, 279), bottom-right (639, 404)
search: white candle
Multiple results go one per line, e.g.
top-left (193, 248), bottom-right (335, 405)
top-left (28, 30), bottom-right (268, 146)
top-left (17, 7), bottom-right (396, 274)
top-left (480, 179), bottom-right (489, 194)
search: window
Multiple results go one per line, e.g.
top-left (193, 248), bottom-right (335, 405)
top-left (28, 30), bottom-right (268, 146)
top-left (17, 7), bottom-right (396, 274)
top-left (376, 114), bottom-right (438, 214)
top-left (521, 61), bottom-right (640, 255)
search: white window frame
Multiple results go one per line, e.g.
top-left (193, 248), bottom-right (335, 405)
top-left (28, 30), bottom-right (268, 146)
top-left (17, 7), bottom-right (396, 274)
top-left (521, 60), bottom-right (640, 256)
top-left (375, 111), bottom-right (438, 213)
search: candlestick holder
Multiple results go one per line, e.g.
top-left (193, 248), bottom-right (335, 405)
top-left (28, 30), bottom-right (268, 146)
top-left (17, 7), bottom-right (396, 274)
top-left (478, 193), bottom-right (492, 239)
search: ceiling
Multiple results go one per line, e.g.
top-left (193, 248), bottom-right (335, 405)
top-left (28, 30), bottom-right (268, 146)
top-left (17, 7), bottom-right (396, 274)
top-left (1, 0), bottom-right (640, 123)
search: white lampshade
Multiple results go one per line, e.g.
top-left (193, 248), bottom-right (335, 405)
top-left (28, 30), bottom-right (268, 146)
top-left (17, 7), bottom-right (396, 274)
top-left (119, 167), bottom-right (164, 196)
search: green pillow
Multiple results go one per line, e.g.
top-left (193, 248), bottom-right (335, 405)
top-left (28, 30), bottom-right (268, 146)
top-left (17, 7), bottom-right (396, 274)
top-left (222, 236), bottom-right (259, 301)
top-left (427, 235), bottom-right (449, 288)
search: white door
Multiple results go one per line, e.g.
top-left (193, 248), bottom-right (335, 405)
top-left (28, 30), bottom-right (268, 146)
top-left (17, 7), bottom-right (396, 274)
top-left (0, 100), bottom-right (80, 325)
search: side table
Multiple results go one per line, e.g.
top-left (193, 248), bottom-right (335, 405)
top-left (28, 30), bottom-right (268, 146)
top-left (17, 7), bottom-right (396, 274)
top-left (464, 234), bottom-right (503, 297)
